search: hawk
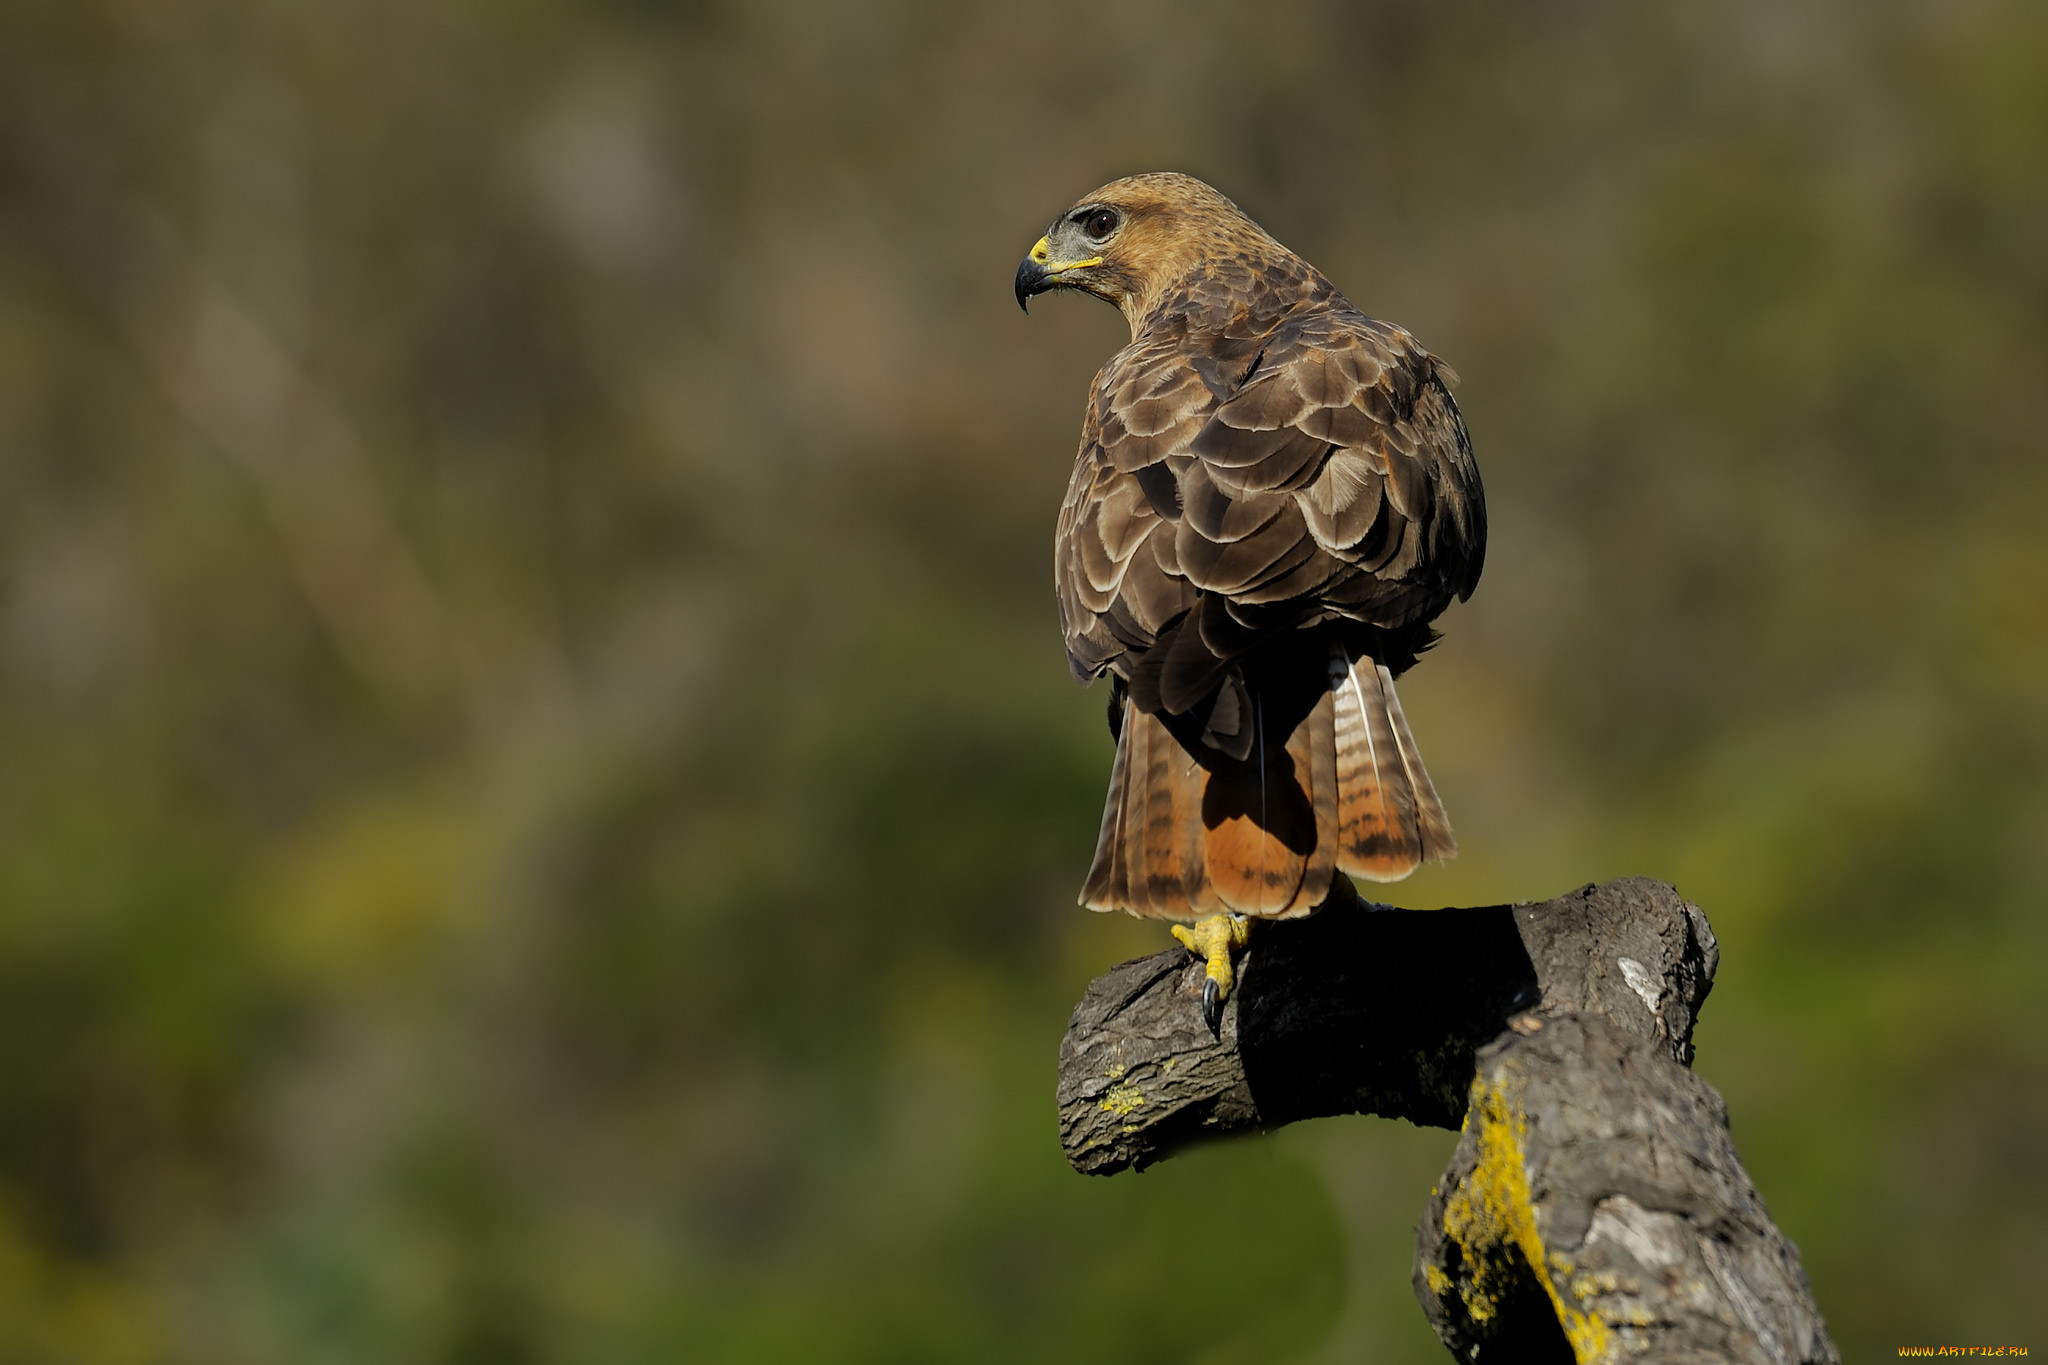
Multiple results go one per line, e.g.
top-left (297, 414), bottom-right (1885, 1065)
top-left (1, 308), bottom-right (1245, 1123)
top-left (1015, 173), bottom-right (1486, 1027)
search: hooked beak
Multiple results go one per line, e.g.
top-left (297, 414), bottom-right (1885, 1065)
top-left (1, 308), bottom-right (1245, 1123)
top-left (1014, 235), bottom-right (1102, 313)
top-left (1015, 255), bottom-right (1050, 312)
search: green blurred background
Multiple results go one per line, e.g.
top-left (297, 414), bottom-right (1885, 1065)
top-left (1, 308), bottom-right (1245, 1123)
top-left (1, 0), bottom-right (2043, 1359)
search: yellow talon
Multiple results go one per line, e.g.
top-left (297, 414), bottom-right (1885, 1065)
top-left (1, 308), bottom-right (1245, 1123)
top-left (1172, 913), bottom-right (1253, 1031)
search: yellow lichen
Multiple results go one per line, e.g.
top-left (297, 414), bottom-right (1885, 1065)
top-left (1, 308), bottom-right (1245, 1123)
top-left (1438, 1075), bottom-right (1614, 1363)
top-left (1100, 1083), bottom-right (1144, 1118)
top-left (1423, 1264), bottom-right (1452, 1298)
top-left (1568, 1271), bottom-right (1625, 1301)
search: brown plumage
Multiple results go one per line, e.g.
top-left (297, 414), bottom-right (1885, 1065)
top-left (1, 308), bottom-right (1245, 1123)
top-left (1017, 173), bottom-right (1484, 921)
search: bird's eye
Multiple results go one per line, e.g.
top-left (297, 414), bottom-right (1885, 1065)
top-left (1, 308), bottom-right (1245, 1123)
top-left (1082, 208), bottom-right (1120, 241)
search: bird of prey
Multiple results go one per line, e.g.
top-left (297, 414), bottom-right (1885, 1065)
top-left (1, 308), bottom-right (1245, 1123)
top-left (1015, 173), bottom-right (1486, 1028)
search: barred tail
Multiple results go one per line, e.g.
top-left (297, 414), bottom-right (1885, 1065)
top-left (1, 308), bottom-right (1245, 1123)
top-left (1082, 642), bottom-right (1452, 918)
top-left (1328, 643), bottom-right (1456, 880)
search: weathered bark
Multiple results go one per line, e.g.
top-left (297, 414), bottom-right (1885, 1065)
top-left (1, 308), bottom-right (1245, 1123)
top-left (1056, 877), bottom-right (1838, 1364)
top-left (1417, 1012), bottom-right (1839, 1364)
top-left (1057, 877), bottom-right (1718, 1174)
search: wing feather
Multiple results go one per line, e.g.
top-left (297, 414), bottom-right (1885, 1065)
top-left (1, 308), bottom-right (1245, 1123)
top-left (1055, 287), bottom-right (1483, 722)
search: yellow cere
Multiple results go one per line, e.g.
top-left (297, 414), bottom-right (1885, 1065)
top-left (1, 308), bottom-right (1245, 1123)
top-left (1029, 236), bottom-right (1102, 274)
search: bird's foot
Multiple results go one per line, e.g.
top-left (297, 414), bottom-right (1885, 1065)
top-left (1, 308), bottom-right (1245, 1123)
top-left (1171, 913), bottom-right (1253, 1033)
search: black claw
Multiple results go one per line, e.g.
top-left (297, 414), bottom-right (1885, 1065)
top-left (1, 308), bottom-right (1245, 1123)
top-left (1202, 978), bottom-right (1222, 1034)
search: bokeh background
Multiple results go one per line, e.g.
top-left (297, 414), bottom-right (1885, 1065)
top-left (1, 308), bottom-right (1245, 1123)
top-left (1, 0), bottom-right (2044, 1359)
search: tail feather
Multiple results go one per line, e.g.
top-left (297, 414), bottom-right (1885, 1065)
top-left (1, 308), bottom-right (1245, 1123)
top-left (1080, 707), bottom-right (1131, 910)
top-left (1084, 698), bottom-right (1225, 915)
top-left (1122, 705), bottom-right (1154, 914)
top-left (1082, 643), bottom-right (1454, 918)
top-left (1200, 694), bottom-right (1320, 916)
top-left (1330, 646), bottom-right (1409, 877)
top-left (1330, 643), bottom-right (1454, 881)
top-left (1378, 655), bottom-right (1457, 863)
top-left (1166, 731), bottom-right (1213, 913)
top-left (1290, 683), bottom-right (1341, 911)
top-left (1132, 704), bottom-right (1177, 915)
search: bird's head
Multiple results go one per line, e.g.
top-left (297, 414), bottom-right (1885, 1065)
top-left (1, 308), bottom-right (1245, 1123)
top-left (1014, 173), bottom-right (1284, 333)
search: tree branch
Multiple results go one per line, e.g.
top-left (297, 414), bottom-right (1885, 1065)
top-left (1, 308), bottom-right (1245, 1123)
top-left (1056, 877), bottom-right (1839, 1364)
top-left (1058, 877), bottom-right (1717, 1174)
top-left (1417, 1010), bottom-right (1838, 1363)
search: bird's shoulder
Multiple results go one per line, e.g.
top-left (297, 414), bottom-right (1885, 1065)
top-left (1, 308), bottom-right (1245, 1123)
top-left (1057, 260), bottom-right (1485, 683)
top-left (1078, 272), bottom-right (1461, 508)
top-left (1095, 260), bottom-right (1439, 417)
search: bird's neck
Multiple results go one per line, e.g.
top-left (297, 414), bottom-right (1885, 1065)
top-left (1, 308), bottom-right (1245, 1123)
top-left (1125, 254), bottom-right (1330, 343)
